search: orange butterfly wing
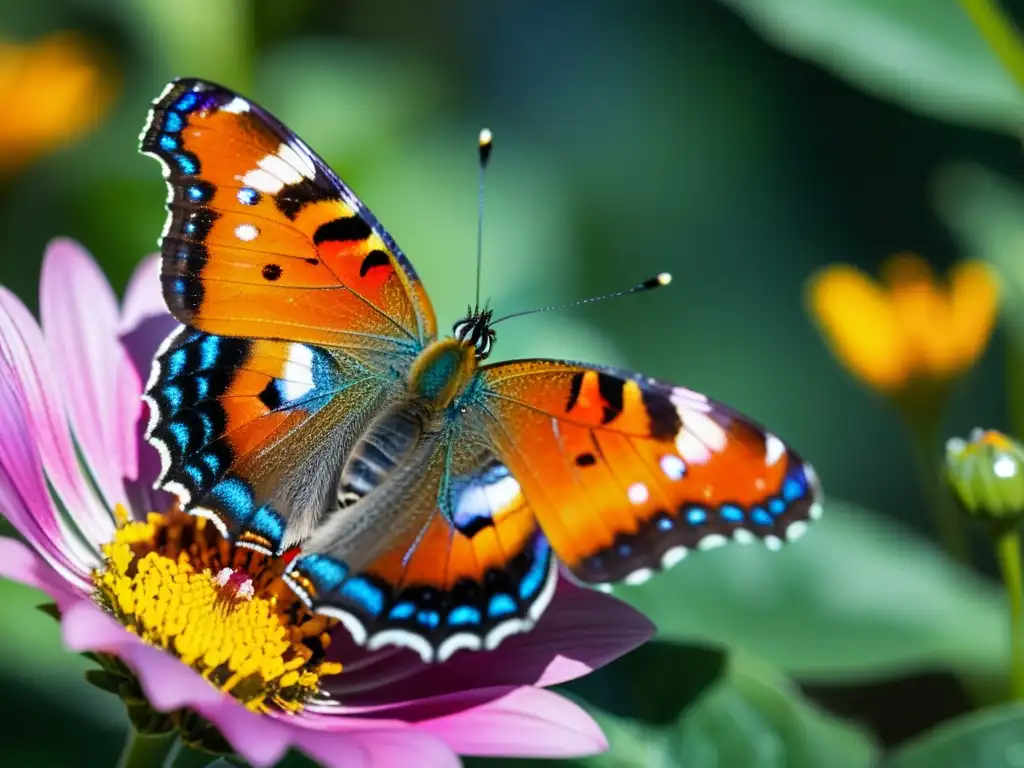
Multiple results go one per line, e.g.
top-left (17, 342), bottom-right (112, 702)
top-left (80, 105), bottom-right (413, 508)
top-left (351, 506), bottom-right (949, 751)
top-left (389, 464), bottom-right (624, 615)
top-left (140, 78), bottom-right (433, 554)
top-left (282, 441), bottom-right (557, 663)
top-left (140, 78), bottom-right (435, 349)
top-left (479, 360), bottom-right (822, 585)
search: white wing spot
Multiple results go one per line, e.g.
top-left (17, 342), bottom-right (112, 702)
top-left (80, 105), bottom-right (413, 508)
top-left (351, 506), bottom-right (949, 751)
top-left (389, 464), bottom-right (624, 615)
top-left (627, 482), bottom-right (649, 505)
top-left (733, 529), bottom-right (756, 545)
top-left (698, 534), bottom-right (728, 551)
top-left (240, 168), bottom-right (283, 194)
top-left (163, 481), bottom-right (191, 508)
top-left (765, 433), bottom-right (785, 466)
top-left (437, 633), bottom-right (481, 663)
top-left (786, 521), bottom-right (809, 541)
top-left (624, 568), bottom-right (654, 586)
top-left (661, 546), bottom-right (688, 569)
top-left (234, 223), bottom-right (259, 242)
top-left (278, 141), bottom-right (317, 180)
top-left (281, 344), bottom-right (315, 402)
top-left (258, 152), bottom-right (303, 185)
top-left (660, 454), bottom-right (686, 481)
top-left (670, 390), bottom-right (727, 464)
top-left (221, 97), bottom-right (250, 114)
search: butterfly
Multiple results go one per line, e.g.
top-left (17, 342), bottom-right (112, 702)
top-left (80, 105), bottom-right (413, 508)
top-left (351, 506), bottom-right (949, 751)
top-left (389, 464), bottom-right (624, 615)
top-left (139, 78), bottom-right (822, 663)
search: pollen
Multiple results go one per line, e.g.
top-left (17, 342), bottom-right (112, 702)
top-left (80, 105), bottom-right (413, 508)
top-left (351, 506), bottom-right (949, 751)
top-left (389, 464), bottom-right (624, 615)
top-left (92, 507), bottom-right (341, 713)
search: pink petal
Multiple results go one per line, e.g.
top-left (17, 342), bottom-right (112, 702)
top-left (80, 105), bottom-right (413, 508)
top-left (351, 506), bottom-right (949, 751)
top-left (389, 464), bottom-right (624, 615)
top-left (61, 600), bottom-right (292, 767)
top-left (120, 254), bottom-right (166, 336)
top-left (40, 238), bottom-right (138, 508)
top-left (0, 287), bottom-right (113, 550)
top-left (0, 351), bottom-right (96, 587)
top-left (325, 578), bottom-right (653, 704)
top-left (120, 254), bottom-right (178, 389)
top-left (393, 686), bottom-right (607, 758)
top-left (295, 726), bottom-right (459, 768)
top-left (0, 536), bottom-right (82, 608)
top-left (119, 256), bottom-right (178, 509)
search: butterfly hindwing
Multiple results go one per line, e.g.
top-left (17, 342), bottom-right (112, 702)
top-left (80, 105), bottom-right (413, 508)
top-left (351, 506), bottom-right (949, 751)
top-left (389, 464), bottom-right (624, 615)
top-left (143, 327), bottom-right (398, 553)
top-left (140, 77), bottom-right (436, 351)
top-left (480, 360), bottom-right (822, 585)
top-left (284, 435), bottom-right (557, 663)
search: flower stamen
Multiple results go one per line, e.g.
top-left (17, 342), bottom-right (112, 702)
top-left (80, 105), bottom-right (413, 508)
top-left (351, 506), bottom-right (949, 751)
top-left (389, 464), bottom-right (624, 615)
top-left (92, 508), bottom-right (340, 713)
top-left (213, 567), bottom-right (255, 613)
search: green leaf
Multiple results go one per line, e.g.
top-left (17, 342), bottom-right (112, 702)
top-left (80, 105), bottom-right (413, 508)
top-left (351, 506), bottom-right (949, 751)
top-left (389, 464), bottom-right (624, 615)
top-left (35, 602), bottom-right (60, 621)
top-left (615, 500), bottom-right (1008, 680)
top-left (884, 702), bottom-right (1024, 767)
top-left (718, 0), bottom-right (1024, 134)
top-left (564, 641), bottom-right (727, 726)
top-left (672, 655), bottom-right (877, 767)
top-left (84, 669), bottom-right (127, 696)
top-left (932, 163), bottom-right (1024, 338)
top-left (254, 39), bottom-right (443, 167)
top-left (123, 0), bottom-right (254, 91)
top-left (570, 655), bottom-right (876, 768)
top-left (0, 579), bottom-right (122, 725)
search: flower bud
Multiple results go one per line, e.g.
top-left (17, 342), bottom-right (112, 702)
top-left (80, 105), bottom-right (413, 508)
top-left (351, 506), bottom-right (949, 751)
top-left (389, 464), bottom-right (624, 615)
top-left (946, 429), bottom-right (1024, 524)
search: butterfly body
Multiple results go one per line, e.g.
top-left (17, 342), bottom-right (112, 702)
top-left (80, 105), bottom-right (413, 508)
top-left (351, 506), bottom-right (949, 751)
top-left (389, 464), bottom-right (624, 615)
top-left (140, 78), bottom-right (822, 663)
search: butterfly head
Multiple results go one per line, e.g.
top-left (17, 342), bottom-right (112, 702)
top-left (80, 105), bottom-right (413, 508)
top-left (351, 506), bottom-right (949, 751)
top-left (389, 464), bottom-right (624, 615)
top-left (453, 308), bottom-right (496, 360)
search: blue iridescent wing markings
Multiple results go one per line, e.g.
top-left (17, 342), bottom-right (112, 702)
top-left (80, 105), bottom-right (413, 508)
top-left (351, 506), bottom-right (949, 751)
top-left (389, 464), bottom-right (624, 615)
top-left (143, 328), bottom-right (381, 554)
top-left (283, 437), bottom-right (558, 663)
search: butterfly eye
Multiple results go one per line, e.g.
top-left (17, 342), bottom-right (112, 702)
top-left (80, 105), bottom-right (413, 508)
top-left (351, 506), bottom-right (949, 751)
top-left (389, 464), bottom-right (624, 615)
top-left (475, 330), bottom-right (496, 360)
top-left (453, 320), bottom-right (472, 343)
top-left (476, 337), bottom-right (491, 359)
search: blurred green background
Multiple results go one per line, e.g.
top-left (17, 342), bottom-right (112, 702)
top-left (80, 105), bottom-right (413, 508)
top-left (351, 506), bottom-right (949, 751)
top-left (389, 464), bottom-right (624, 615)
top-left (5, 0), bottom-right (1024, 766)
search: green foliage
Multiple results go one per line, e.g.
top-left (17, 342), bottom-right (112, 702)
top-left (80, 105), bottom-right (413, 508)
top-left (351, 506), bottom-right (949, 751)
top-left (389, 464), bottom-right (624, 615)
top-left (718, 0), bottom-right (1024, 133)
top-left (617, 500), bottom-right (1007, 680)
top-left (884, 703), bottom-right (1024, 767)
top-left (568, 652), bottom-right (876, 768)
top-left (932, 163), bottom-right (1024, 339)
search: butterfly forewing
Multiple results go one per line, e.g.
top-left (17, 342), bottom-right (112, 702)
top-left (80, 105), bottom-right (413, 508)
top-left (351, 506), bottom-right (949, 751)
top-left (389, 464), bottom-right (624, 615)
top-left (140, 78), bottom-right (434, 554)
top-left (480, 360), bottom-right (822, 585)
top-left (140, 77), bottom-right (436, 348)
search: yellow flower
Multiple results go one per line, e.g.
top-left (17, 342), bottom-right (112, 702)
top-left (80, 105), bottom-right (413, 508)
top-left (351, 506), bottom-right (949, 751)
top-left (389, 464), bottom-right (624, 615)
top-left (0, 32), bottom-right (116, 173)
top-left (806, 253), bottom-right (998, 394)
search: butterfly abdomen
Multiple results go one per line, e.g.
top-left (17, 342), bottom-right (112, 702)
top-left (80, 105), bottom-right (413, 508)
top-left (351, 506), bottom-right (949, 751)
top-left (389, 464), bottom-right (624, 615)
top-left (339, 402), bottom-right (431, 503)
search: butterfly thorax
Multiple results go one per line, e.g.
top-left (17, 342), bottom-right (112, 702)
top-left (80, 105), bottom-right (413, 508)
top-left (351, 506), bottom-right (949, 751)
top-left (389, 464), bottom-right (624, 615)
top-left (313, 334), bottom-right (484, 570)
top-left (334, 336), bottom-right (479, 507)
top-left (408, 337), bottom-right (480, 408)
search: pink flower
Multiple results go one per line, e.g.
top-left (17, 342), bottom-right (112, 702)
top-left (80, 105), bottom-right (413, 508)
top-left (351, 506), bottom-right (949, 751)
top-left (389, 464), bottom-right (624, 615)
top-left (0, 239), bottom-right (654, 767)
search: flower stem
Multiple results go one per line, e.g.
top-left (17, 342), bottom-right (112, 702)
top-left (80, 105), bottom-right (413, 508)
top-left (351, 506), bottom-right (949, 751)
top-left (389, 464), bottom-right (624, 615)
top-left (959, 0), bottom-right (1024, 90)
top-left (908, 419), bottom-right (971, 564)
top-left (994, 525), bottom-right (1024, 701)
top-left (117, 730), bottom-right (177, 768)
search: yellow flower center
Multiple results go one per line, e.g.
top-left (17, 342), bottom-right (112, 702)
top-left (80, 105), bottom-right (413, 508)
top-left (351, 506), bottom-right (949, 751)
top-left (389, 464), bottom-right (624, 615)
top-left (92, 508), bottom-right (341, 713)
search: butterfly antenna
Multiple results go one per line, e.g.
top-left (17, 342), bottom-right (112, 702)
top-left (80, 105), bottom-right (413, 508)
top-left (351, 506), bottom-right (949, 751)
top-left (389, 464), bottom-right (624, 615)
top-left (490, 272), bottom-right (673, 326)
top-left (475, 128), bottom-right (492, 312)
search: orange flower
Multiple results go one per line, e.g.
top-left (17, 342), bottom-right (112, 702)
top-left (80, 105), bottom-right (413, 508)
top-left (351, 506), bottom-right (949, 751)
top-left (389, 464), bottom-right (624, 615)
top-left (806, 253), bottom-right (998, 393)
top-left (0, 32), bottom-right (115, 173)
